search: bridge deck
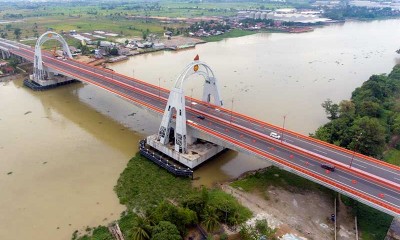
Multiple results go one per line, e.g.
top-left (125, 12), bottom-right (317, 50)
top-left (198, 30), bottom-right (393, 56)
top-left (1, 38), bottom-right (398, 217)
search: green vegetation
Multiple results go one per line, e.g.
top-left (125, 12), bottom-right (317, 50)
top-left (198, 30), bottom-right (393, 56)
top-left (201, 29), bottom-right (255, 42)
top-left (313, 66), bottom-right (400, 239)
top-left (231, 166), bottom-right (335, 199)
top-left (239, 219), bottom-right (277, 240)
top-left (383, 149), bottom-right (400, 165)
top-left (114, 154), bottom-right (193, 210)
top-left (323, 6), bottom-right (399, 20)
top-left (314, 65), bottom-right (400, 160)
top-left (75, 154), bottom-right (252, 239)
top-left (341, 196), bottom-right (393, 240)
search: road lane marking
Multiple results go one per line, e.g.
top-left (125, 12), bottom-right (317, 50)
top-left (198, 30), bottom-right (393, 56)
top-left (313, 149), bottom-right (327, 155)
top-left (338, 175), bottom-right (353, 181)
top-left (209, 125), bottom-right (400, 197)
top-left (258, 124), bottom-right (400, 176)
top-left (215, 131), bottom-right (400, 208)
top-left (352, 163), bottom-right (367, 169)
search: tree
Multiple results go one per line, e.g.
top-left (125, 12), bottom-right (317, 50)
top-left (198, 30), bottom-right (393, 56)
top-left (132, 215), bottom-right (151, 240)
top-left (255, 219), bottom-right (277, 240)
top-left (339, 100), bottom-right (355, 117)
top-left (13, 28), bottom-right (21, 40)
top-left (7, 57), bottom-right (19, 68)
top-left (350, 116), bottom-right (386, 157)
top-left (239, 220), bottom-right (277, 240)
top-left (322, 99), bottom-right (339, 120)
top-left (151, 221), bottom-right (181, 240)
top-left (150, 201), bottom-right (197, 235)
top-left (201, 206), bottom-right (219, 232)
top-left (109, 47), bottom-right (119, 55)
top-left (356, 101), bottom-right (381, 118)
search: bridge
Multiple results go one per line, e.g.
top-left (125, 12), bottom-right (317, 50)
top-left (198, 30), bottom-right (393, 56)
top-left (0, 32), bottom-right (399, 217)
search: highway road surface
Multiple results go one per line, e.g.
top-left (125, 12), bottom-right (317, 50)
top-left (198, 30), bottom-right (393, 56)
top-left (1, 38), bottom-right (399, 217)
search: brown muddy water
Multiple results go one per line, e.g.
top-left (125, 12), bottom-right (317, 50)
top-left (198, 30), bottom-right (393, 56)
top-left (1, 19), bottom-right (400, 239)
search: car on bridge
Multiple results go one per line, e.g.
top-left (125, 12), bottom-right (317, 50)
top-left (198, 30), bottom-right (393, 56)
top-left (321, 164), bottom-right (335, 172)
top-left (197, 115), bottom-right (205, 120)
top-left (270, 132), bottom-right (281, 139)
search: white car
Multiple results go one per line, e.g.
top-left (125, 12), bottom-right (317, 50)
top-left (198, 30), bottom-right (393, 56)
top-left (270, 132), bottom-right (281, 139)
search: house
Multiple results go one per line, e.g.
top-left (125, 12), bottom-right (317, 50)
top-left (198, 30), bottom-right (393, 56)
top-left (94, 49), bottom-right (108, 58)
top-left (164, 31), bottom-right (173, 37)
top-left (153, 43), bottom-right (165, 50)
top-left (0, 61), bottom-right (8, 67)
top-left (99, 41), bottom-right (114, 48)
top-left (2, 66), bottom-right (15, 74)
top-left (69, 46), bottom-right (78, 53)
top-left (143, 42), bottom-right (153, 48)
top-left (118, 48), bottom-right (131, 56)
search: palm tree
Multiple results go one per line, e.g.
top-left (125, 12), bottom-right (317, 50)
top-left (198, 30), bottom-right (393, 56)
top-left (201, 206), bottom-right (219, 233)
top-left (132, 215), bottom-right (151, 240)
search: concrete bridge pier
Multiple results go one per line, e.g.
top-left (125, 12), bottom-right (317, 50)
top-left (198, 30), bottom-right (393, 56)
top-left (0, 49), bottom-right (10, 59)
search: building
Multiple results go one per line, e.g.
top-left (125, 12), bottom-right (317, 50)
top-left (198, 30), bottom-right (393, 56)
top-left (0, 61), bottom-right (8, 67)
top-left (153, 43), bottom-right (165, 50)
top-left (164, 31), bottom-right (173, 37)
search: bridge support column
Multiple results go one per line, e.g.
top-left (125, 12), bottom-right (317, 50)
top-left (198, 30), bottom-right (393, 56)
top-left (29, 31), bottom-right (74, 88)
top-left (143, 56), bottom-right (225, 169)
top-left (0, 49), bottom-right (10, 59)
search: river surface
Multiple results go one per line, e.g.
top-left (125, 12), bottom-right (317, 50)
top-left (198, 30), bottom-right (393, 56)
top-left (1, 19), bottom-right (400, 240)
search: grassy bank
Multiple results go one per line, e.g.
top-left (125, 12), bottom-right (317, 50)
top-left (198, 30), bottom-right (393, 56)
top-left (231, 166), bottom-right (335, 199)
top-left (74, 154), bottom-right (252, 239)
top-left (202, 29), bottom-right (256, 42)
top-left (114, 153), bottom-right (193, 210)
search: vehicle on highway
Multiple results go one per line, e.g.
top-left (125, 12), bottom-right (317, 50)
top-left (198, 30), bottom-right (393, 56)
top-left (321, 164), bottom-right (335, 172)
top-left (197, 115), bottom-right (205, 120)
top-left (270, 132), bottom-right (281, 139)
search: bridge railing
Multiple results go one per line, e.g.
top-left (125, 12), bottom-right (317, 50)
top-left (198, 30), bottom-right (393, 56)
top-left (190, 121), bottom-right (400, 216)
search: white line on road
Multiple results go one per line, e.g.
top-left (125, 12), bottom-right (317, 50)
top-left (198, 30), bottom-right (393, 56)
top-left (352, 163), bottom-right (367, 169)
top-left (313, 148), bottom-right (327, 155)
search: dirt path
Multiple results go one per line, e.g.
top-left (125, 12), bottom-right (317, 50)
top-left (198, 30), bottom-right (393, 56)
top-left (221, 184), bottom-right (356, 240)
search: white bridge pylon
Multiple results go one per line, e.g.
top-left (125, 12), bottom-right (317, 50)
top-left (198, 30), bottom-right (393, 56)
top-left (34, 31), bottom-right (73, 81)
top-left (158, 57), bottom-right (223, 153)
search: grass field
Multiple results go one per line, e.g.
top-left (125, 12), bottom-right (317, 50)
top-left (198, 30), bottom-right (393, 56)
top-left (231, 166), bottom-right (335, 199)
top-left (0, 0), bottom-right (291, 43)
top-left (383, 149), bottom-right (400, 166)
top-left (202, 29), bottom-right (256, 42)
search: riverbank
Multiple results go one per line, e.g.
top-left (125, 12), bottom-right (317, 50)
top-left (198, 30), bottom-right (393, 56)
top-left (73, 153), bottom-right (252, 239)
top-left (74, 156), bottom-right (360, 240)
top-left (224, 166), bottom-right (356, 240)
top-left (201, 29), bottom-right (256, 42)
top-left (312, 65), bottom-right (400, 239)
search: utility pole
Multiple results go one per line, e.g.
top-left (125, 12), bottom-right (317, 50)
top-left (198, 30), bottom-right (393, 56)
top-left (281, 115), bottom-right (286, 142)
top-left (230, 98), bottom-right (234, 124)
top-left (158, 77), bottom-right (161, 99)
top-left (350, 132), bottom-right (362, 168)
top-left (191, 88), bottom-right (193, 110)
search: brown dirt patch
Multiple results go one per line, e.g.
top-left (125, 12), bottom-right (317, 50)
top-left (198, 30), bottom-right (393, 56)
top-left (221, 184), bottom-right (356, 240)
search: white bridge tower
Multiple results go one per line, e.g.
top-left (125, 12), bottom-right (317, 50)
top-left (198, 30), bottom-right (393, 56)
top-left (32, 31), bottom-right (73, 85)
top-left (158, 56), bottom-right (223, 154)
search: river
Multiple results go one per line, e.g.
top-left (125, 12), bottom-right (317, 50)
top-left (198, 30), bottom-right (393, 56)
top-left (0, 19), bottom-right (400, 239)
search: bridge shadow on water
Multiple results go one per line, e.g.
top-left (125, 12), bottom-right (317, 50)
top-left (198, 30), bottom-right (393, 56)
top-left (18, 80), bottom-right (148, 155)
top-left (18, 79), bottom-right (271, 186)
